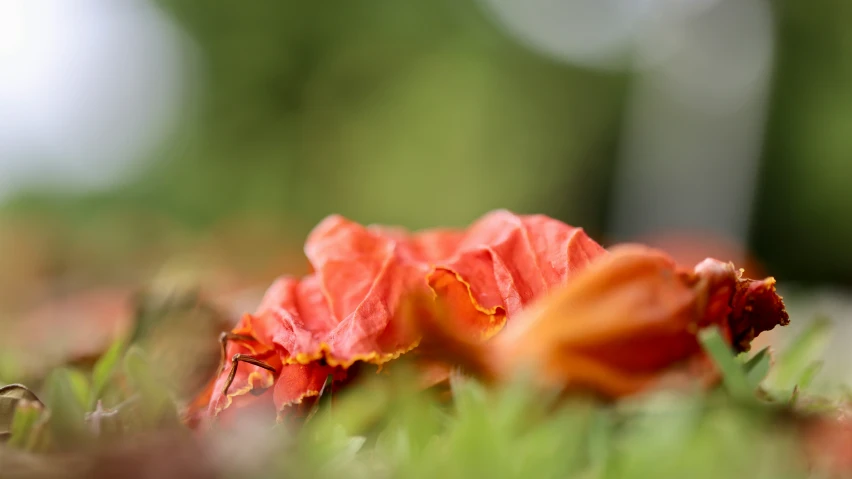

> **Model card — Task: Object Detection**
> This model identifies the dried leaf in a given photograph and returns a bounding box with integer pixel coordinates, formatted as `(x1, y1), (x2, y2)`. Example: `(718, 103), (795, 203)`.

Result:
(413, 245), (789, 400)
(0, 384), (42, 443)
(194, 212), (789, 421)
(201, 210), (605, 418)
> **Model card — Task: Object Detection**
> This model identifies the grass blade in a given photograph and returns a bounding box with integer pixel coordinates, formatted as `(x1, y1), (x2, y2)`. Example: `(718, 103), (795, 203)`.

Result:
(90, 339), (125, 409)
(769, 316), (831, 391)
(699, 327), (753, 401)
(44, 368), (91, 448)
(8, 399), (44, 448)
(743, 348), (771, 389)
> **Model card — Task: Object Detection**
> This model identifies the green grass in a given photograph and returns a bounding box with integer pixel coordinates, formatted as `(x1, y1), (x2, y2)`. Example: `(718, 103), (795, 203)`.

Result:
(0, 317), (843, 478)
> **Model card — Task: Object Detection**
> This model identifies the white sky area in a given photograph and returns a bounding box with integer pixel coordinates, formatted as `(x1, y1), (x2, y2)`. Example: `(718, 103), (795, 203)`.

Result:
(0, 0), (185, 198)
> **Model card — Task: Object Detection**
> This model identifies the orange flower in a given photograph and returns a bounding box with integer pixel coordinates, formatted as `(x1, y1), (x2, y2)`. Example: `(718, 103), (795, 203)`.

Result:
(198, 210), (605, 419)
(414, 245), (789, 398)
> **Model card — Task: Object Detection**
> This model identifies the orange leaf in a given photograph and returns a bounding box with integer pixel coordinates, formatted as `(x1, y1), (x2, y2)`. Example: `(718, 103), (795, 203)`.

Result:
(197, 210), (605, 419)
(413, 245), (789, 399)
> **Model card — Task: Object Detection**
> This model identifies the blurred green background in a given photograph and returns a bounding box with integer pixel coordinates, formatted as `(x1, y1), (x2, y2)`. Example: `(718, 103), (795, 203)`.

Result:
(0, 0), (850, 318)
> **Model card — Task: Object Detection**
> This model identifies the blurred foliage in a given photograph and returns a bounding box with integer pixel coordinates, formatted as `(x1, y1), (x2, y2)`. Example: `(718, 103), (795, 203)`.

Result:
(0, 0), (634, 314)
(752, 0), (852, 282)
(141, 0), (624, 233)
(0, 311), (845, 478)
(3, 0), (624, 237)
(2, 0), (852, 287)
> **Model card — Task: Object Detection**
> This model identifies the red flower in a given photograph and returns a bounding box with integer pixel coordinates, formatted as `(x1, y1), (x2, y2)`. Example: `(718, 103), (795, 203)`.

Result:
(200, 210), (605, 418)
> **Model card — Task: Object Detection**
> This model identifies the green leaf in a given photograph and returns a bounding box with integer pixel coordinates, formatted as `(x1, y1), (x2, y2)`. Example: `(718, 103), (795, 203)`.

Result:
(122, 346), (176, 427)
(586, 409), (613, 475)
(449, 372), (487, 417)
(90, 338), (125, 408)
(375, 421), (411, 466)
(27, 411), (53, 453)
(698, 327), (754, 401)
(743, 347), (771, 389)
(769, 316), (831, 391)
(8, 399), (44, 449)
(490, 372), (558, 435)
(64, 368), (91, 411)
(44, 368), (92, 448)
(796, 360), (823, 391)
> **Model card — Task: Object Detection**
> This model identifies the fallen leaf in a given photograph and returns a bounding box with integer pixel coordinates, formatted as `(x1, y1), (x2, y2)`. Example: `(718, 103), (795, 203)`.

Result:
(414, 244), (789, 398)
(0, 384), (43, 441)
(198, 210), (605, 419)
